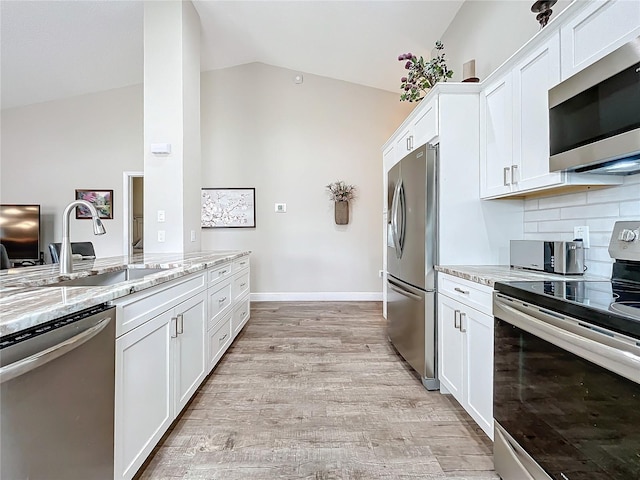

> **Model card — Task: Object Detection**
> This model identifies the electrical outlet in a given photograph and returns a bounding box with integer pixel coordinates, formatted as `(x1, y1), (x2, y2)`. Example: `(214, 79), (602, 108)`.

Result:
(158, 230), (165, 243)
(157, 210), (165, 222)
(275, 203), (287, 213)
(190, 230), (196, 242)
(573, 225), (590, 248)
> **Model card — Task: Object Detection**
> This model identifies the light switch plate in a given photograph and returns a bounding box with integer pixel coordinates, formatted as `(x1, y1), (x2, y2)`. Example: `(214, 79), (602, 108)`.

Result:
(275, 203), (287, 213)
(158, 230), (165, 243)
(157, 210), (165, 222)
(573, 225), (590, 248)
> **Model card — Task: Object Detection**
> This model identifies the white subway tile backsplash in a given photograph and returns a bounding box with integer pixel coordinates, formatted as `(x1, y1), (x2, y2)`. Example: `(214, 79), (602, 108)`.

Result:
(537, 192), (586, 209)
(586, 218), (623, 232)
(560, 203), (619, 220)
(523, 209), (561, 222)
(536, 220), (578, 233)
(620, 200), (640, 217)
(589, 232), (612, 247)
(586, 246), (614, 263)
(587, 184), (640, 204)
(584, 261), (612, 278)
(521, 182), (637, 277)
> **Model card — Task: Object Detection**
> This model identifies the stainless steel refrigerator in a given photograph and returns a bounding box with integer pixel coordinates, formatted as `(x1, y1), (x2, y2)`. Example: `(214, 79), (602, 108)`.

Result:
(387, 143), (439, 390)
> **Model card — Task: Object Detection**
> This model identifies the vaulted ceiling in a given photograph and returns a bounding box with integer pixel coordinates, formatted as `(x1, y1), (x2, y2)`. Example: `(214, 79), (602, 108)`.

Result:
(1, 1), (464, 110)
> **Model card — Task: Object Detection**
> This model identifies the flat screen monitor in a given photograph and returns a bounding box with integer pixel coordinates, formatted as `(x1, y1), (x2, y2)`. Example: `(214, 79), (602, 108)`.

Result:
(0, 204), (41, 263)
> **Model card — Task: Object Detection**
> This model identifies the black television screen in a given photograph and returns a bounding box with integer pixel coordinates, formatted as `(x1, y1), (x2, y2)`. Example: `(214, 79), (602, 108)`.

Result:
(0, 204), (41, 263)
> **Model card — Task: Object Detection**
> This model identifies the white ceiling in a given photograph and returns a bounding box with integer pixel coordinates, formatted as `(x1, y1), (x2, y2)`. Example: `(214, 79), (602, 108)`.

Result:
(1, 1), (464, 110)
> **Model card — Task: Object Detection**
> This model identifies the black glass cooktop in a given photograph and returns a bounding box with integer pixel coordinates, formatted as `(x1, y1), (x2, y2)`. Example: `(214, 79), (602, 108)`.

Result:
(495, 279), (640, 340)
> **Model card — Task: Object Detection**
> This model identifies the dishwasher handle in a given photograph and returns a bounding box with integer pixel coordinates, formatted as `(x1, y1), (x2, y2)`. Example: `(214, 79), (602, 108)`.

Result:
(0, 316), (112, 384)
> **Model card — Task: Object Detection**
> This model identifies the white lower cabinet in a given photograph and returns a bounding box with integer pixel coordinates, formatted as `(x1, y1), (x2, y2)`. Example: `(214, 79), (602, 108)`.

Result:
(115, 289), (207, 480)
(114, 255), (251, 480)
(438, 274), (494, 439)
(208, 312), (232, 370)
(174, 292), (208, 413)
(115, 309), (172, 480)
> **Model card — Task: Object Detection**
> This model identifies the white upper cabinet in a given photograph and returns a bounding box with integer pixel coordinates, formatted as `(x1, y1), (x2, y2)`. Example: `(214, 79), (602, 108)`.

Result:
(412, 96), (438, 149)
(480, 74), (513, 198)
(479, 1), (628, 200)
(512, 34), (563, 192)
(560, 0), (640, 80)
(387, 96), (439, 169)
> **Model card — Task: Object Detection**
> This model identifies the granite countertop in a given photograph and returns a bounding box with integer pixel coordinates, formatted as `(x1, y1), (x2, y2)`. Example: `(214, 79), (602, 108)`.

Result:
(0, 250), (249, 338)
(435, 265), (607, 288)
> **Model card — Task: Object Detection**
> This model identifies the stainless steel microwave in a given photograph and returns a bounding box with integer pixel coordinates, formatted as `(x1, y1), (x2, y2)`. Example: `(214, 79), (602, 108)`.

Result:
(549, 36), (640, 175)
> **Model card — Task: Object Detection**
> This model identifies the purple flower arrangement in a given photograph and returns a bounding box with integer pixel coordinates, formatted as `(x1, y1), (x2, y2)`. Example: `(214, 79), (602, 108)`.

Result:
(398, 41), (453, 102)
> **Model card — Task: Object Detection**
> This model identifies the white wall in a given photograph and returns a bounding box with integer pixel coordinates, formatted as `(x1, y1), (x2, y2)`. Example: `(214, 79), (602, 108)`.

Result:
(441, 0), (571, 82)
(200, 62), (412, 299)
(523, 175), (640, 277)
(0, 85), (143, 261)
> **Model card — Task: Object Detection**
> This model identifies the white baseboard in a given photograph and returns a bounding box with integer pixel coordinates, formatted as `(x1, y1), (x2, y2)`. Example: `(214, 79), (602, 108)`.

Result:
(250, 292), (382, 302)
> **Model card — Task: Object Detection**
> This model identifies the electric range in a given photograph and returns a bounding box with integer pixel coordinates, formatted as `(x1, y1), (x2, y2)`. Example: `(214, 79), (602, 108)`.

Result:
(492, 221), (640, 480)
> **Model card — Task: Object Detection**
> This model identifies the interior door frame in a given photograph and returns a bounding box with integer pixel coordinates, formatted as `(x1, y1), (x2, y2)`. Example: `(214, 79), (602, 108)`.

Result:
(122, 171), (143, 257)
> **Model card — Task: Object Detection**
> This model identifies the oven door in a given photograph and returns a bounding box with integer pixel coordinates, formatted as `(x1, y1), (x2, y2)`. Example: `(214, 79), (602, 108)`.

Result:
(493, 293), (640, 480)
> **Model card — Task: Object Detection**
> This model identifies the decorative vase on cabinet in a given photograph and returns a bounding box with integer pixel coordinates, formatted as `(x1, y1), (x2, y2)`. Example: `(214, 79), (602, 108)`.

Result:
(334, 201), (349, 225)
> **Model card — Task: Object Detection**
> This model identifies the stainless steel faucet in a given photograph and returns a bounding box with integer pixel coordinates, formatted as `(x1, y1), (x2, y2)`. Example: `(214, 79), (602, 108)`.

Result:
(60, 200), (106, 274)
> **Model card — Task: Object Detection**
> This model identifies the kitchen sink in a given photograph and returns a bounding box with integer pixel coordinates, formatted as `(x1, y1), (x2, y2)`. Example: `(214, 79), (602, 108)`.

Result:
(49, 267), (169, 287)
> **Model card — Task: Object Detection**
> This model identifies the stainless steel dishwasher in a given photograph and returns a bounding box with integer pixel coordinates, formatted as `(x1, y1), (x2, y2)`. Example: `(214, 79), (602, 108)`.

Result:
(1, 304), (115, 479)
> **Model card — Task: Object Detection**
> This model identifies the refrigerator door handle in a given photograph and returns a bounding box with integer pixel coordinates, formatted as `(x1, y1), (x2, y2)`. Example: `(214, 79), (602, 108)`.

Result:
(391, 181), (402, 258)
(398, 180), (406, 255)
(388, 279), (422, 301)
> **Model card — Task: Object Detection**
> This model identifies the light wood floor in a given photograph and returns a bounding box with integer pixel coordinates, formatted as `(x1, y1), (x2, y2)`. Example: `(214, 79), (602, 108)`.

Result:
(138, 302), (498, 480)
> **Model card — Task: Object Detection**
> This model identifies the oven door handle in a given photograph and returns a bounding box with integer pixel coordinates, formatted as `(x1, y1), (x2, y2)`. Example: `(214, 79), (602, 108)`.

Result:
(494, 295), (640, 384)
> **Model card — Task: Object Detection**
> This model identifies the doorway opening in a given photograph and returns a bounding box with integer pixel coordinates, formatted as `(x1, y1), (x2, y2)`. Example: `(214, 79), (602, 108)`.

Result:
(123, 171), (144, 257)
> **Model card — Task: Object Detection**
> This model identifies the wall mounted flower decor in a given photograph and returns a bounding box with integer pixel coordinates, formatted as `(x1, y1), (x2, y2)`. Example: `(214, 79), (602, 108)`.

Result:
(326, 181), (356, 225)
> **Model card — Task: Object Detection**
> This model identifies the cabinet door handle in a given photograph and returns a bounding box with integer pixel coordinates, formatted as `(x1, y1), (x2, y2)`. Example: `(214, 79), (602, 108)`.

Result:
(503, 167), (511, 186)
(219, 269), (228, 276)
(240, 282), (247, 288)
(454, 309), (461, 329)
(218, 296), (227, 304)
(219, 333), (228, 343)
(460, 312), (467, 333)
(454, 287), (469, 295)
(511, 164), (518, 183)
(177, 313), (184, 334)
(242, 311), (247, 317)
(171, 317), (178, 338)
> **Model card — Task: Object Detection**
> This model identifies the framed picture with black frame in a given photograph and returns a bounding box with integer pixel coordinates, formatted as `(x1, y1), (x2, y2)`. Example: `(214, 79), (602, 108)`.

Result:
(201, 188), (256, 228)
(75, 189), (113, 219)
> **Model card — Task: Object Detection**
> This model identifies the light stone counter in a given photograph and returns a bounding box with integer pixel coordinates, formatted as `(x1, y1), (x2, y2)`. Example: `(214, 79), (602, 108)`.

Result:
(435, 265), (607, 288)
(0, 250), (249, 338)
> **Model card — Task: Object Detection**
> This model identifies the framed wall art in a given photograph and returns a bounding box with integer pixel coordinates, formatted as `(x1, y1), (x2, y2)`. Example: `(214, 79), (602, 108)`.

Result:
(201, 188), (256, 228)
(75, 189), (113, 219)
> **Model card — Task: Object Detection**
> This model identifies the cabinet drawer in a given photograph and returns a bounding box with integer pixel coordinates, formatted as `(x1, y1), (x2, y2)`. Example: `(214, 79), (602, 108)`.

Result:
(208, 313), (232, 372)
(208, 262), (232, 286)
(115, 272), (206, 337)
(232, 295), (250, 337)
(438, 274), (493, 316)
(232, 270), (250, 300)
(208, 279), (232, 330)
(232, 255), (250, 273)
